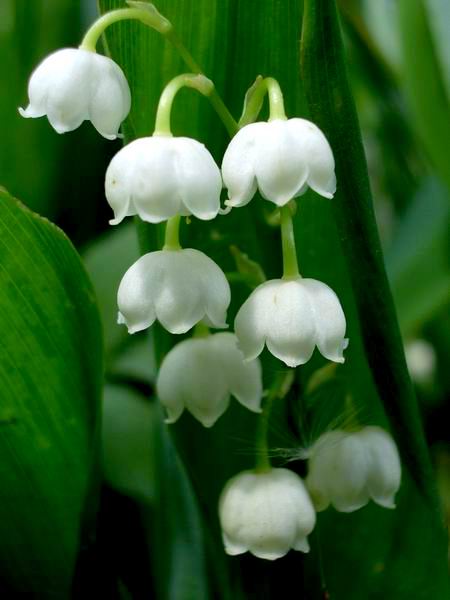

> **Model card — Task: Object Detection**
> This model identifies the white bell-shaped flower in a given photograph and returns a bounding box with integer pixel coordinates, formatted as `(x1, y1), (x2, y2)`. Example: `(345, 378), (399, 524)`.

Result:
(118, 248), (230, 334)
(105, 136), (222, 225)
(235, 277), (348, 367)
(157, 332), (262, 427)
(222, 118), (336, 208)
(305, 427), (401, 512)
(219, 468), (316, 560)
(19, 48), (130, 139)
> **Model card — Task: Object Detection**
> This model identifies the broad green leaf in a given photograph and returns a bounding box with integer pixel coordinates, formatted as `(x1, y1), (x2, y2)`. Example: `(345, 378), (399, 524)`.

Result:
(0, 1), (82, 217)
(102, 384), (157, 503)
(83, 224), (157, 383)
(83, 222), (140, 355)
(301, 1), (449, 597)
(360, 0), (402, 72)
(0, 187), (102, 597)
(386, 178), (450, 336)
(398, 0), (450, 192)
(102, 384), (209, 600)
(423, 0), (450, 101)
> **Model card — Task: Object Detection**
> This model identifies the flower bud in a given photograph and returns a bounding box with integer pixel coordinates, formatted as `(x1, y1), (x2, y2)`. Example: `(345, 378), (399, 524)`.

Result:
(117, 248), (230, 334)
(235, 277), (348, 367)
(222, 118), (336, 208)
(157, 332), (262, 427)
(405, 339), (436, 385)
(19, 49), (130, 139)
(105, 136), (222, 225)
(306, 427), (401, 512)
(219, 468), (316, 560)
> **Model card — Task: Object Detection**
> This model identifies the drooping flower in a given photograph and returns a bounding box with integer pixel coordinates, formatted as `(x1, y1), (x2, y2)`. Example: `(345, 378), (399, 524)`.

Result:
(222, 118), (336, 208)
(19, 48), (130, 139)
(157, 332), (262, 427)
(105, 136), (222, 225)
(117, 248), (230, 334)
(405, 338), (436, 385)
(305, 427), (401, 512)
(234, 277), (348, 367)
(219, 468), (316, 560)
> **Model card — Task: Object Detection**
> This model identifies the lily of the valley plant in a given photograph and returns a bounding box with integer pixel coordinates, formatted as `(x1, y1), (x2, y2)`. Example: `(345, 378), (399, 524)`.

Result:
(20, 2), (402, 563)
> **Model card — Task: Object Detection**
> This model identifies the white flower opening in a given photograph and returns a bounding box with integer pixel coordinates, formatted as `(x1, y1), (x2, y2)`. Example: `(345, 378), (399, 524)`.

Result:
(234, 277), (348, 367)
(117, 248), (231, 335)
(157, 332), (262, 427)
(219, 468), (316, 560)
(305, 427), (401, 513)
(105, 136), (222, 225)
(19, 49), (131, 139)
(222, 118), (336, 208)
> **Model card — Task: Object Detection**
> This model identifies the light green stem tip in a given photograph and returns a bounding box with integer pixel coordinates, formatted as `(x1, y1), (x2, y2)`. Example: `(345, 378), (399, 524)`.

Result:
(163, 215), (181, 251)
(79, 5), (171, 52)
(154, 73), (214, 136)
(239, 76), (287, 127)
(280, 204), (300, 279)
(255, 370), (295, 472)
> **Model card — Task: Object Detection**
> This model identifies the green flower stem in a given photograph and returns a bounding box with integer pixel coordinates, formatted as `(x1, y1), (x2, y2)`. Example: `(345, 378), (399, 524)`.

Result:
(163, 215), (181, 251)
(153, 73), (214, 136)
(280, 205), (300, 279)
(265, 77), (287, 121)
(165, 29), (238, 137)
(81, 5), (237, 136)
(79, 6), (170, 52)
(239, 76), (287, 127)
(193, 322), (210, 338)
(255, 370), (295, 473)
(255, 396), (274, 473)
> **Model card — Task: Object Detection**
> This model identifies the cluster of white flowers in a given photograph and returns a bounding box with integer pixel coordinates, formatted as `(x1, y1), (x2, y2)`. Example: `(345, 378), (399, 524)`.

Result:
(20, 44), (348, 368)
(20, 10), (401, 564)
(219, 426), (401, 560)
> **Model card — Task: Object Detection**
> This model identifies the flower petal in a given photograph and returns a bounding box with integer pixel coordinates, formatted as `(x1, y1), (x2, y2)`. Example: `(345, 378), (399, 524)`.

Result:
(117, 251), (164, 333)
(222, 123), (264, 207)
(288, 118), (336, 198)
(185, 249), (230, 329)
(43, 49), (94, 133)
(105, 137), (183, 225)
(361, 427), (401, 509)
(301, 278), (347, 363)
(173, 138), (221, 220)
(222, 533), (248, 556)
(152, 253), (205, 334)
(292, 538), (310, 553)
(88, 55), (131, 140)
(212, 333), (263, 413)
(307, 431), (370, 512)
(157, 337), (229, 426)
(253, 120), (308, 206)
(264, 280), (316, 367)
(234, 281), (275, 361)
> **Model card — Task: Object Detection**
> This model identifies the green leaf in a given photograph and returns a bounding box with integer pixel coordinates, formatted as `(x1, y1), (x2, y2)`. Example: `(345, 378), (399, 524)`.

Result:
(0, 187), (102, 597)
(102, 384), (209, 600)
(423, 0), (450, 102)
(0, 1), (81, 217)
(398, 0), (450, 192)
(386, 178), (450, 336)
(83, 222), (140, 356)
(300, 1), (449, 596)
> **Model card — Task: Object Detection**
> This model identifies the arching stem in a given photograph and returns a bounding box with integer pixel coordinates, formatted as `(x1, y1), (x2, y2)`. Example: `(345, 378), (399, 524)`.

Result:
(280, 205), (300, 279)
(163, 215), (181, 251)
